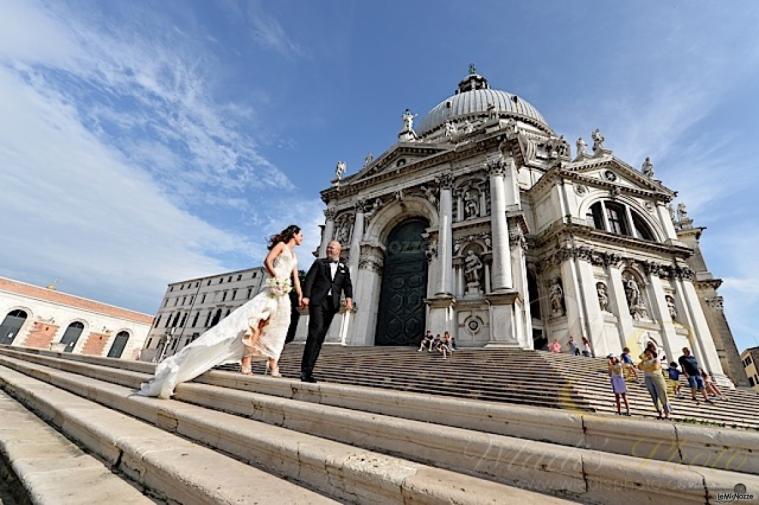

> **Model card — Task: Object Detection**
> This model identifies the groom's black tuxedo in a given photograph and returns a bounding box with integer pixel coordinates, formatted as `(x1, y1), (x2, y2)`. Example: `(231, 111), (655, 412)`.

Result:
(300, 258), (353, 379)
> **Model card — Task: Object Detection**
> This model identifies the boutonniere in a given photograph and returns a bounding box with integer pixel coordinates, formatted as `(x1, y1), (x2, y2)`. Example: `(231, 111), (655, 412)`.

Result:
(338, 262), (345, 269)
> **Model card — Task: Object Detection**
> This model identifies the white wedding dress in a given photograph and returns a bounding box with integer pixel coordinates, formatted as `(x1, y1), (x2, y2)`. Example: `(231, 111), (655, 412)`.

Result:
(138, 247), (297, 398)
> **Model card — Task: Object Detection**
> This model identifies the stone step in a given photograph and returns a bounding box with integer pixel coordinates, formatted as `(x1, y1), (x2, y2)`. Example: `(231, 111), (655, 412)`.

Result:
(1, 350), (758, 505)
(0, 389), (154, 505)
(0, 354), (569, 505)
(0, 366), (337, 505)
(3, 346), (759, 476)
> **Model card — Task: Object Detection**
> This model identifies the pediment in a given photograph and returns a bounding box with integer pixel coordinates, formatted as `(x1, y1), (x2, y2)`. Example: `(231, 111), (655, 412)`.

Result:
(345, 143), (447, 184)
(568, 157), (673, 195)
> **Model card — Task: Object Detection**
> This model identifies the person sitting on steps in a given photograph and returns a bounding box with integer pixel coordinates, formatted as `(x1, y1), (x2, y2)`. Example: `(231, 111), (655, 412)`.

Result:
(418, 330), (433, 352)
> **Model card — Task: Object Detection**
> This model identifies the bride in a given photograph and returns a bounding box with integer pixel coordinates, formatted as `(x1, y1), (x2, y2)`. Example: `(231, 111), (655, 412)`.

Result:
(138, 225), (303, 398)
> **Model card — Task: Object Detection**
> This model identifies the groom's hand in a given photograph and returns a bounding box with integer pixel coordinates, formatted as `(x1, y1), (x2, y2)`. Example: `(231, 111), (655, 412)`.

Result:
(344, 298), (353, 311)
(301, 297), (310, 308)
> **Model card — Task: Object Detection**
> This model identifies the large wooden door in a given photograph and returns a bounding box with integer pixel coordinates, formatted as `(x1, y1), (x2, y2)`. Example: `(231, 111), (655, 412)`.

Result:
(375, 219), (428, 346)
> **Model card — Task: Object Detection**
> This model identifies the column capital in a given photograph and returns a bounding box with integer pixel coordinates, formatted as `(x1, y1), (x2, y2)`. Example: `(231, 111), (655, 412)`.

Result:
(324, 207), (338, 220)
(437, 172), (455, 190)
(354, 198), (370, 213)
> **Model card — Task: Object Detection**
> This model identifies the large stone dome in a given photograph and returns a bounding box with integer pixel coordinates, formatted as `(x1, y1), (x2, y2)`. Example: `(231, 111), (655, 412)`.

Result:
(417, 72), (550, 135)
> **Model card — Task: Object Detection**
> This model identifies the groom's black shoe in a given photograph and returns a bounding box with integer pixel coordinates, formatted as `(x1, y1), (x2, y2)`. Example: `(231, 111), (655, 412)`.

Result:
(300, 375), (318, 383)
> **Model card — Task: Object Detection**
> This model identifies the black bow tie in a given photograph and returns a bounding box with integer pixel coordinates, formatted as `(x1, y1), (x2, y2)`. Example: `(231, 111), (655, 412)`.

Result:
(328, 260), (339, 264)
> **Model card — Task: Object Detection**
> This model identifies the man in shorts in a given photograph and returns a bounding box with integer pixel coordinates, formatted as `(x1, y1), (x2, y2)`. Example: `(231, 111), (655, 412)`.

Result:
(678, 347), (712, 404)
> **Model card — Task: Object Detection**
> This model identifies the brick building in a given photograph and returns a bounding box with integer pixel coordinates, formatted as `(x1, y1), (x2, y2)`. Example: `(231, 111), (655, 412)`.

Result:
(0, 276), (152, 359)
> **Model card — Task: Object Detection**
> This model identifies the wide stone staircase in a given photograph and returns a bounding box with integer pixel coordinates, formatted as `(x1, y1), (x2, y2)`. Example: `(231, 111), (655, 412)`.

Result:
(0, 344), (758, 505)
(245, 345), (759, 430)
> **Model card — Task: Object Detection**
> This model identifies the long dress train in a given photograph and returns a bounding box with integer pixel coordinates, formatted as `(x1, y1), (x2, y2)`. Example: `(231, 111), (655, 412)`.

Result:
(138, 247), (297, 398)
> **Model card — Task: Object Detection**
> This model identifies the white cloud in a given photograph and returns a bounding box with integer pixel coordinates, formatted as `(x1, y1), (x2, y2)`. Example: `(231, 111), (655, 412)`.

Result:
(0, 66), (252, 311)
(0, 0), (306, 313)
(245, 1), (303, 59)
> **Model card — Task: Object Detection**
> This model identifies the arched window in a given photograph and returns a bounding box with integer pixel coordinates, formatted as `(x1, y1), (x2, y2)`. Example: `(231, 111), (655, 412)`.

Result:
(60, 322), (85, 353)
(0, 310), (28, 345)
(605, 201), (629, 235)
(107, 331), (129, 358)
(632, 212), (655, 241)
(586, 202), (605, 231)
(585, 200), (657, 242)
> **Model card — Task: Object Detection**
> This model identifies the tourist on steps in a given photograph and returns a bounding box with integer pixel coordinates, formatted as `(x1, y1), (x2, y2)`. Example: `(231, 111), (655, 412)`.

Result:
(548, 339), (562, 353)
(443, 331), (454, 353)
(701, 368), (727, 401)
(607, 354), (631, 416)
(638, 349), (672, 419)
(439, 332), (452, 359)
(418, 330), (433, 352)
(621, 347), (640, 383)
(678, 347), (713, 405)
(567, 336), (580, 356)
(580, 336), (594, 357)
(666, 362), (683, 399)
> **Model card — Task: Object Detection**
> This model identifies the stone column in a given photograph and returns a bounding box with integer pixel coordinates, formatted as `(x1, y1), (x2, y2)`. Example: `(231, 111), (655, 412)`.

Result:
(575, 258), (608, 356)
(510, 232), (532, 348)
(350, 244), (384, 345)
(436, 173), (454, 296)
(645, 266), (677, 363)
(606, 260), (636, 352)
(348, 201), (366, 279)
(319, 207), (337, 257)
(657, 203), (678, 240)
(488, 156), (513, 291)
(676, 275), (730, 385)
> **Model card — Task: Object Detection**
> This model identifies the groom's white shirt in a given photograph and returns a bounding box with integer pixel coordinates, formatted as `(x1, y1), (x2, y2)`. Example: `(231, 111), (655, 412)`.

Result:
(327, 260), (338, 296)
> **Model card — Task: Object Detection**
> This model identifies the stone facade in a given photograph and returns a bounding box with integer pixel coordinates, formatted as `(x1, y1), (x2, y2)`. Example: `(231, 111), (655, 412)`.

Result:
(0, 276), (152, 359)
(312, 71), (740, 387)
(142, 266), (269, 361)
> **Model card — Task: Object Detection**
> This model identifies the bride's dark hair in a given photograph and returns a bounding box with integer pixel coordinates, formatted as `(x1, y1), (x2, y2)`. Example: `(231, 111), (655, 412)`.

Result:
(268, 224), (301, 250)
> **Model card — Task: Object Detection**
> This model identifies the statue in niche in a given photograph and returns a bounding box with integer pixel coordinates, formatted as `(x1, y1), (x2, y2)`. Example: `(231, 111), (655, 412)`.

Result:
(463, 250), (484, 294)
(641, 157), (655, 178)
(463, 189), (480, 219)
(666, 295), (678, 322)
(596, 282), (609, 312)
(335, 161), (346, 181)
(549, 280), (565, 317)
(334, 218), (351, 245)
(575, 137), (588, 160)
(624, 276), (648, 320)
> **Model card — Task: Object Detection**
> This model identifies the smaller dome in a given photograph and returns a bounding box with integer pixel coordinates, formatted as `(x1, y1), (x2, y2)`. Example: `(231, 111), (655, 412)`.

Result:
(417, 72), (550, 135)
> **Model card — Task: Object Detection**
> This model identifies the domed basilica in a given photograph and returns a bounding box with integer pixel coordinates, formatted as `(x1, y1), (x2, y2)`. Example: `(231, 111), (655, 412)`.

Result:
(314, 68), (746, 387)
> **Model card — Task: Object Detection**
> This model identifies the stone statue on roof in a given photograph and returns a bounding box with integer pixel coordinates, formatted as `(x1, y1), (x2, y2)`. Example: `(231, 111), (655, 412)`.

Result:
(641, 157), (655, 178)
(468, 63), (477, 75)
(335, 161), (346, 181)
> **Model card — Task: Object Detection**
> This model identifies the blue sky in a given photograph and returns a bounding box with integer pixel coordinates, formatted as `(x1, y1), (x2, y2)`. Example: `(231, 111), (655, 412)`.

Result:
(1, 1), (758, 352)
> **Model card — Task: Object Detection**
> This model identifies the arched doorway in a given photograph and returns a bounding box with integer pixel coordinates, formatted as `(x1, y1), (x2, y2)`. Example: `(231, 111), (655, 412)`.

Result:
(0, 309), (27, 345)
(60, 321), (85, 353)
(107, 331), (130, 358)
(375, 219), (429, 346)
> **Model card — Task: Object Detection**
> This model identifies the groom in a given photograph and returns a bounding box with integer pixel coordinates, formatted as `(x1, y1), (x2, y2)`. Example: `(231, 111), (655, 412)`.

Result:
(300, 240), (353, 383)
